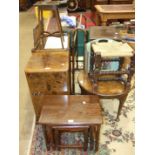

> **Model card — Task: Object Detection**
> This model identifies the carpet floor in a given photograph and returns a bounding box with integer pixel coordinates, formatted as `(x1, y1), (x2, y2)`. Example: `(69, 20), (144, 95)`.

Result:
(30, 88), (134, 155)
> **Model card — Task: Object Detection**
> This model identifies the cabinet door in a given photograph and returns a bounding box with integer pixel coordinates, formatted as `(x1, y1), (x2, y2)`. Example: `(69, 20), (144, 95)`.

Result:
(26, 72), (70, 121)
(44, 72), (70, 95)
(26, 73), (47, 93)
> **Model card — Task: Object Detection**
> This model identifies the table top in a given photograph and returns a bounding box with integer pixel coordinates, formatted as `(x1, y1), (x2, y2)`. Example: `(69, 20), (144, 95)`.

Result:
(78, 71), (126, 96)
(39, 95), (103, 125)
(95, 4), (135, 13)
(25, 51), (69, 73)
(89, 26), (135, 50)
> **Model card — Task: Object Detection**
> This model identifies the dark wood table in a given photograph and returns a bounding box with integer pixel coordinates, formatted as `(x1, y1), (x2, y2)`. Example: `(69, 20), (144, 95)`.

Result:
(39, 95), (103, 151)
(95, 4), (135, 25)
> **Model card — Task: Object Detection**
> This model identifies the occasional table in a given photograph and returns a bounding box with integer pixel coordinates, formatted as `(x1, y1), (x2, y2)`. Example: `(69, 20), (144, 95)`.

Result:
(95, 4), (135, 25)
(77, 69), (134, 119)
(39, 95), (103, 151)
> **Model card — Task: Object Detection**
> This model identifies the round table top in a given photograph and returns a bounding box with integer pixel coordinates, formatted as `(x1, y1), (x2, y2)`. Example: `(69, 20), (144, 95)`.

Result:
(77, 71), (126, 97)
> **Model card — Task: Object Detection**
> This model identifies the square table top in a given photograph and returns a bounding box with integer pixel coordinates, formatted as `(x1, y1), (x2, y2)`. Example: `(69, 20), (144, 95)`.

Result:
(25, 51), (69, 73)
(95, 4), (135, 13)
(39, 95), (103, 125)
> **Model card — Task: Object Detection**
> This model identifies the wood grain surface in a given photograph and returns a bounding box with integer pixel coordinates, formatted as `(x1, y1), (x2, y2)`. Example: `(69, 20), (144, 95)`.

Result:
(39, 95), (103, 125)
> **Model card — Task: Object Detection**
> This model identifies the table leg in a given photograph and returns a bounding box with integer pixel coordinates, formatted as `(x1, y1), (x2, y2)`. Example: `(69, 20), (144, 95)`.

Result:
(89, 126), (94, 151)
(54, 129), (59, 151)
(43, 125), (52, 151)
(101, 19), (107, 26)
(100, 15), (108, 26)
(83, 128), (89, 151)
(55, 8), (64, 49)
(95, 12), (100, 26)
(95, 125), (101, 152)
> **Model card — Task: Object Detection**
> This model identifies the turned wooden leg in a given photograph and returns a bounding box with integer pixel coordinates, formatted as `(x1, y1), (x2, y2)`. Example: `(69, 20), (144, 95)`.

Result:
(117, 94), (128, 120)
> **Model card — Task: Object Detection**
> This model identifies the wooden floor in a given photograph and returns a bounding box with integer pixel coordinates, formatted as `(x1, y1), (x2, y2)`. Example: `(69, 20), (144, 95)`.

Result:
(19, 10), (37, 155)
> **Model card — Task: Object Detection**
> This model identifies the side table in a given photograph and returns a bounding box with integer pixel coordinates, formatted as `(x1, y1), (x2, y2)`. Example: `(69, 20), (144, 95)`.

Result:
(39, 95), (103, 151)
(95, 4), (135, 25)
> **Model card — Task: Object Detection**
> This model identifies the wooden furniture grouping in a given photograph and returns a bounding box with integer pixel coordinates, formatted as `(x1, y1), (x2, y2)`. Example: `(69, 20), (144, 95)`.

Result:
(39, 95), (103, 151)
(24, 1), (135, 152)
(95, 4), (135, 26)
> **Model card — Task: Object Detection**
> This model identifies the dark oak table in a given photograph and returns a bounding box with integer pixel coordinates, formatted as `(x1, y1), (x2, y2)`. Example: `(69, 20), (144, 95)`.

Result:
(95, 4), (135, 25)
(39, 95), (103, 151)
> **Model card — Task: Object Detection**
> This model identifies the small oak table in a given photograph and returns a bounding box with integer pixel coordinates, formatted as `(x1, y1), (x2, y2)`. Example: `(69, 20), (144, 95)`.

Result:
(39, 95), (103, 151)
(95, 4), (135, 25)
